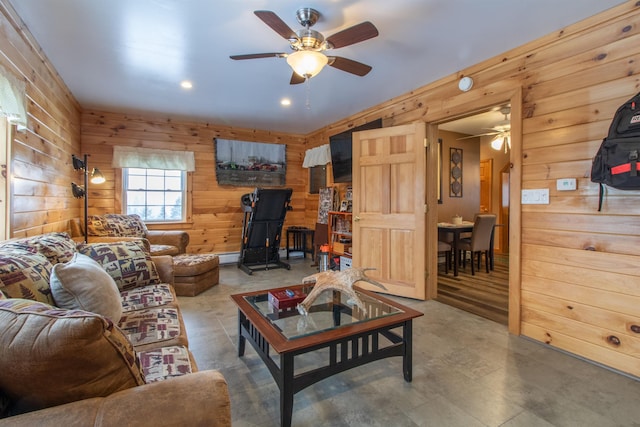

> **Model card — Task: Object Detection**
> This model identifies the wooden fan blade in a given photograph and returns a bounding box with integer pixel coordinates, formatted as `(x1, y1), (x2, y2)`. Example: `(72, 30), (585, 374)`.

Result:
(254, 10), (297, 40)
(456, 132), (500, 140)
(230, 53), (286, 60)
(328, 57), (372, 76)
(290, 72), (305, 85)
(326, 22), (378, 49)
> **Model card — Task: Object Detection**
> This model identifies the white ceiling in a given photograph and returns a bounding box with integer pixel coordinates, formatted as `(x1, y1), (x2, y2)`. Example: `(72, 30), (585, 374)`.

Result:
(9, 0), (624, 135)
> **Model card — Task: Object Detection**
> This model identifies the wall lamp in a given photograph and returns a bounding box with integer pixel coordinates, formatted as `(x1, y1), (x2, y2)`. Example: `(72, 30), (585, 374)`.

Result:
(71, 154), (105, 242)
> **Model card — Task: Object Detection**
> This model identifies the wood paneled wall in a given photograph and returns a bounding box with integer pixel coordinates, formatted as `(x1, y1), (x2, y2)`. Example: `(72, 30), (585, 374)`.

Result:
(305, 1), (640, 377)
(0, 1), (82, 237)
(80, 110), (309, 254)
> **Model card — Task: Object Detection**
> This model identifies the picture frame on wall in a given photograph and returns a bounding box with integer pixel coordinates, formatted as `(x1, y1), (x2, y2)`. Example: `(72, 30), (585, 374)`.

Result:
(450, 147), (463, 198)
(214, 138), (286, 186)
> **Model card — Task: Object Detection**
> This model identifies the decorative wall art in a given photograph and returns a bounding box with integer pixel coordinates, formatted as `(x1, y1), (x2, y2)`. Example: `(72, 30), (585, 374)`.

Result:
(317, 187), (334, 224)
(214, 139), (286, 186)
(450, 147), (463, 198)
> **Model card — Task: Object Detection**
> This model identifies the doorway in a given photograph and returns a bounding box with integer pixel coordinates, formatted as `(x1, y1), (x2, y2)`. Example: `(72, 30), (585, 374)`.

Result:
(434, 105), (511, 324)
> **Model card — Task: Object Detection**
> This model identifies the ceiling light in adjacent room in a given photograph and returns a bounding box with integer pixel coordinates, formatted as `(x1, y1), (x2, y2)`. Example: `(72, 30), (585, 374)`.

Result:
(281, 98), (291, 106)
(180, 80), (193, 89)
(491, 133), (511, 153)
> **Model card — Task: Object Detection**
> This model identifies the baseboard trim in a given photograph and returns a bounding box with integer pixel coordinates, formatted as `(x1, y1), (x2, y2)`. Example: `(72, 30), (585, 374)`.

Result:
(217, 249), (303, 265)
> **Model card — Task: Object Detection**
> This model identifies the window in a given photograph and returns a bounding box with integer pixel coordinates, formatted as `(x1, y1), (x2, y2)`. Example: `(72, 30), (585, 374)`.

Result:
(123, 168), (185, 222)
(309, 165), (326, 194)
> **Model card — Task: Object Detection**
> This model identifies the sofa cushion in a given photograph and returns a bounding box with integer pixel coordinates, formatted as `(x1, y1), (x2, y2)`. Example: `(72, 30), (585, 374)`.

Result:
(0, 299), (145, 415)
(50, 253), (123, 322)
(77, 240), (160, 291)
(119, 307), (183, 348)
(150, 243), (180, 256)
(119, 283), (175, 312)
(87, 214), (148, 238)
(0, 250), (54, 305)
(138, 346), (193, 383)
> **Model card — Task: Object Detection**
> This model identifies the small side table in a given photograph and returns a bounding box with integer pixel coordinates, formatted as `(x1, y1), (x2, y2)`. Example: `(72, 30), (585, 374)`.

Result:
(285, 226), (315, 260)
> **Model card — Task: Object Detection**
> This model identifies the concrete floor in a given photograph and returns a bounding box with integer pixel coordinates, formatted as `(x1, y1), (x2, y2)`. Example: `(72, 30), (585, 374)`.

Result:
(179, 258), (640, 427)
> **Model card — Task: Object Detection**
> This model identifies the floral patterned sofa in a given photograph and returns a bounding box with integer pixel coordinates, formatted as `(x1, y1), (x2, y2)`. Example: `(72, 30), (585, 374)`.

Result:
(0, 232), (231, 425)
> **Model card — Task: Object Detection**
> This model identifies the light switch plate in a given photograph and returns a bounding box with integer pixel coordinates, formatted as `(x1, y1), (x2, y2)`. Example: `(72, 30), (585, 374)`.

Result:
(522, 189), (549, 204)
(557, 178), (577, 191)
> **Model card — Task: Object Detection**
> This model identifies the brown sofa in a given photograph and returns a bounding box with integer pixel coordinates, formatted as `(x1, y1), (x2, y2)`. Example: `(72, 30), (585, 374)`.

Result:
(70, 214), (190, 256)
(0, 232), (231, 425)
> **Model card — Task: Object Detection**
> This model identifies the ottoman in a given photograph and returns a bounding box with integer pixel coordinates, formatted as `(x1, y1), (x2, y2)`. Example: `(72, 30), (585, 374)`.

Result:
(172, 253), (220, 297)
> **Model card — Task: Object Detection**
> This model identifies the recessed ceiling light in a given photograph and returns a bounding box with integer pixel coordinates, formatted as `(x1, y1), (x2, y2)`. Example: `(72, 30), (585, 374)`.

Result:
(281, 98), (291, 106)
(180, 80), (193, 89)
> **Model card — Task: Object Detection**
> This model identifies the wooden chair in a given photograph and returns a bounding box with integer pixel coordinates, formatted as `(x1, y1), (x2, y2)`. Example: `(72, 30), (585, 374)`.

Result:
(457, 214), (496, 275)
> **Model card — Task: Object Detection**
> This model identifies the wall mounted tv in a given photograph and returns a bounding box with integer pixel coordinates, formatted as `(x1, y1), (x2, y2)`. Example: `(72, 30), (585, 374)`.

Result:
(329, 119), (382, 183)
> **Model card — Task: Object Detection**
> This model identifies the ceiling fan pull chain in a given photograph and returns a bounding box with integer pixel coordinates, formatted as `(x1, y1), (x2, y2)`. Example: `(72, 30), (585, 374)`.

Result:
(305, 78), (312, 110)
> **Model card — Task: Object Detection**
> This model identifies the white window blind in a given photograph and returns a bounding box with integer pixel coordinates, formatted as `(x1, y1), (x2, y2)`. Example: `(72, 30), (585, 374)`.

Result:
(302, 144), (331, 168)
(0, 65), (27, 128)
(112, 146), (195, 171)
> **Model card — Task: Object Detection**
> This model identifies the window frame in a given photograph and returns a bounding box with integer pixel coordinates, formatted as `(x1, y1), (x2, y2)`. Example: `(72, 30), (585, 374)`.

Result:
(309, 164), (327, 194)
(118, 167), (192, 224)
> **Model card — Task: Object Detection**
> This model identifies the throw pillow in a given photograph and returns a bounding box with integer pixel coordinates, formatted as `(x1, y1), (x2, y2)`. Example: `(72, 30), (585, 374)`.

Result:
(50, 253), (123, 321)
(0, 299), (144, 415)
(0, 249), (54, 305)
(1, 232), (77, 264)
(29, 232), (78, 264)
(77, 240), (160, 290)
(87, 214), (147, 238)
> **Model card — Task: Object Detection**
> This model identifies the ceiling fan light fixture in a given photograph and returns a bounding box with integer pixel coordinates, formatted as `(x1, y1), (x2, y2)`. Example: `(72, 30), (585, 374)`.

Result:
(491, 135), (504, 151)
(287, 50), (328, 79)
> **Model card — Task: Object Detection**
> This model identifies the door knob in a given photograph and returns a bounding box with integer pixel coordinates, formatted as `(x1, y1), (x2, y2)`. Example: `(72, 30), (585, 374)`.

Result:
(354, 216), (361, 222)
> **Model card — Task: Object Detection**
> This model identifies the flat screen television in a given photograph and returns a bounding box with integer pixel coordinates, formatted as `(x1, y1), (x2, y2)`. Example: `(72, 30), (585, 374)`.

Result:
(329, 119), (382, 183)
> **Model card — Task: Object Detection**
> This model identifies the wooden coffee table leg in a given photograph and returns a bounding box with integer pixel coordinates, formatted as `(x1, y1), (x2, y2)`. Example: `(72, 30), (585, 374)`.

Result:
(238, 309), (246, 357)
(280, 352), (295, 427)
(403, 320), (413, 382)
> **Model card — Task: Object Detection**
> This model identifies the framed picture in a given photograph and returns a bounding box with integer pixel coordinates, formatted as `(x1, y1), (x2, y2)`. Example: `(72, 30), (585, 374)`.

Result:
(214, 138), (286, 186)
(450, 147), (463, 198)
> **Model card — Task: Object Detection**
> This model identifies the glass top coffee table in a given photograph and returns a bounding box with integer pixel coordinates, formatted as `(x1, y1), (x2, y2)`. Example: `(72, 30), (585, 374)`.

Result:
(231, 283), (423, 427)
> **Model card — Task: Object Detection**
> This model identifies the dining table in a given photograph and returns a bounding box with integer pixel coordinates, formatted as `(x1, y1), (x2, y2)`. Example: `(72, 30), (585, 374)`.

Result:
(437, 221), (474, 276)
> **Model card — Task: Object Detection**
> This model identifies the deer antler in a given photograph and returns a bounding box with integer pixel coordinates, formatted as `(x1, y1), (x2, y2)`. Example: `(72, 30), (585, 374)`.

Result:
(297, 267), (387, 316)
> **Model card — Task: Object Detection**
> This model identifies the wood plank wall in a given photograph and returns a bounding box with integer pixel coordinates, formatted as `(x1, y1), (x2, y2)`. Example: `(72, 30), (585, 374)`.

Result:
(305, 1), (640, 378)
(0, 1), (82, 237)
(80, 110), (310, 255)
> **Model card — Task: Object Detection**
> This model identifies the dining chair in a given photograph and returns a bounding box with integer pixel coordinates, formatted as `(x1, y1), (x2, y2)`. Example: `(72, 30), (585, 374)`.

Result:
(457, 214), (496, 275)
(437, 240), (452, 274)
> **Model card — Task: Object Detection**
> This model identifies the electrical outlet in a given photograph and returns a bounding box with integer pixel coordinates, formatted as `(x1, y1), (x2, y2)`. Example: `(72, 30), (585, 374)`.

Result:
(556, 178), (577, 191)
(521, 189), (549, 204)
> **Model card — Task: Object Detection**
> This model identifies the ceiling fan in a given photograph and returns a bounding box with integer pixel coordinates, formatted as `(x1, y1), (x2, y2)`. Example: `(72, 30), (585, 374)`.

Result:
(230, 8), (379, 84)
(455, 106), (511, 152)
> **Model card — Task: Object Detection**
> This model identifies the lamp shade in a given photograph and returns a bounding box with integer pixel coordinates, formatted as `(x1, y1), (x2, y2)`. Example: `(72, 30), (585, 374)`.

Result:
(286, 51), (328, 79)
(90, 168), (106, 184)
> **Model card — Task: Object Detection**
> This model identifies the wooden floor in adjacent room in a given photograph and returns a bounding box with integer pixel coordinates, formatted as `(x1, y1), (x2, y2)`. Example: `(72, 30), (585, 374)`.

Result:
(437, 255), (509, 325)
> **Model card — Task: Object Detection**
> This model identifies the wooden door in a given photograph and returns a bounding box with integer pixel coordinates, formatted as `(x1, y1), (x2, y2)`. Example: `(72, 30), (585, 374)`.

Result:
(352, 123), (427, 300)
(480, 159), (492, 213)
